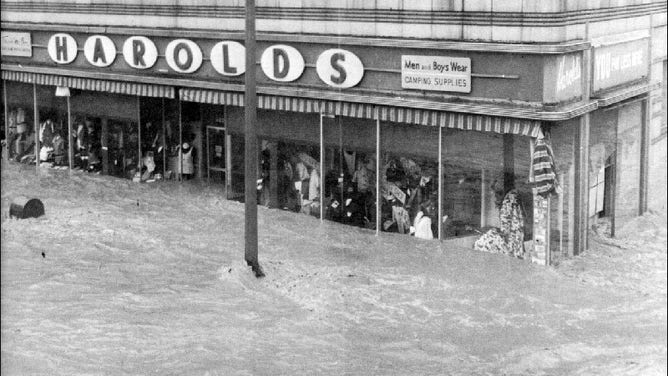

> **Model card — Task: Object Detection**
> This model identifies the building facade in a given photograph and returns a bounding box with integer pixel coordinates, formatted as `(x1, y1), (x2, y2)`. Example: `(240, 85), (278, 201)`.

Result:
(2, 0), (666, 263)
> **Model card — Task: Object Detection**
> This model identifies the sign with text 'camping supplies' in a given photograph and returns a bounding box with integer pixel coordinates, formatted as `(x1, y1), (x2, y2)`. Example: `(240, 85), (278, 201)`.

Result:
(1, 32), (32, 57)
(401, 55), (471, 93)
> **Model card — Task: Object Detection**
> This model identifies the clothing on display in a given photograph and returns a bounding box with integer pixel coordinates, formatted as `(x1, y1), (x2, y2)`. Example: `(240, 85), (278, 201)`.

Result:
(473, 189), (525, 258)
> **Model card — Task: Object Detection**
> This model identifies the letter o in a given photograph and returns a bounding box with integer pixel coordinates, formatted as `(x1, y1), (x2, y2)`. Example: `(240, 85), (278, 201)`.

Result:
(165, 39), (202, 74)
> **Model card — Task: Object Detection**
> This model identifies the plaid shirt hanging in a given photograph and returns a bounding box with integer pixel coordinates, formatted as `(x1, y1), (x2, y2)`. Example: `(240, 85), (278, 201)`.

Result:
(531, 131), (561, 197)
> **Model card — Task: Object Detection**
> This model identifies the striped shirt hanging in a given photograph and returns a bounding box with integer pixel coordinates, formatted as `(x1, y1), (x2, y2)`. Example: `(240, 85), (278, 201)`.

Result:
(531, 132), (561, 197)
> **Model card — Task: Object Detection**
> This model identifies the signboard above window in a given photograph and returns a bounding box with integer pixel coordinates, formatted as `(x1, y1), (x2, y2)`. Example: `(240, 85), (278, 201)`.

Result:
(1, 31), (32, 57)
(592, 38), (649, 94)
(401, 55), (471, 93)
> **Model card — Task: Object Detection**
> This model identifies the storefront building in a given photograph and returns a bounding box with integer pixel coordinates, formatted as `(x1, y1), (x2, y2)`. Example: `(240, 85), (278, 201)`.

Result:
(2, 0), (666, 264)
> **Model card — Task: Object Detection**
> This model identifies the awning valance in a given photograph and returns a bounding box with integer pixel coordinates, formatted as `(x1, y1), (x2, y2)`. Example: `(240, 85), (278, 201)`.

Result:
(1, 70), (175, 98)
(180, 88), (541, 137)
(377, 106), (541, 137)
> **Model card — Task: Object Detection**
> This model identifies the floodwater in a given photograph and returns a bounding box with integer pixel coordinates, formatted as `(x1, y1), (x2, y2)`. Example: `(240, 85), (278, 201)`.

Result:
(1, 161), (666, 375)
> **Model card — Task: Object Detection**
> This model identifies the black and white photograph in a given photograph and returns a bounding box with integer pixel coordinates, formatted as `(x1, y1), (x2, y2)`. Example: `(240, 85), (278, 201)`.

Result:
(1, 0), (667, 374)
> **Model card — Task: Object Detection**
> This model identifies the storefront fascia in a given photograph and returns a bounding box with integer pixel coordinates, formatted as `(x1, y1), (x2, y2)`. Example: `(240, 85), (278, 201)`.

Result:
(2, 28), (616, 263)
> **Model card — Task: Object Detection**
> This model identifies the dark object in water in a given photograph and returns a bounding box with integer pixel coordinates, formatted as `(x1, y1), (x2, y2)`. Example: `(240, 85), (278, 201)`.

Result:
(9, 196), (45, 219)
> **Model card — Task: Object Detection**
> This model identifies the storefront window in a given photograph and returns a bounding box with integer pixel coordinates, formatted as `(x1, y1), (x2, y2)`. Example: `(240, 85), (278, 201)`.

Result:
(379, 121), (439, 239)
(263, 140), (320, 216)
(4, 82), (71, 168)
(320, 115), (376, 230)
(380, 153), (438, 238)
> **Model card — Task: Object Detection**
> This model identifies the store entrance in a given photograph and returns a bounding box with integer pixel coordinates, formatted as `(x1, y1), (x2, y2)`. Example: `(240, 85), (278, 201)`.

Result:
(206, 125), (228, 185)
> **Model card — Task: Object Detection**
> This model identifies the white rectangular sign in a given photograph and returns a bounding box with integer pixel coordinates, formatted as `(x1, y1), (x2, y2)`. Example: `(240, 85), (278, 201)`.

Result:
(1, 32), (32, 57)
(401, 55), (471, 93)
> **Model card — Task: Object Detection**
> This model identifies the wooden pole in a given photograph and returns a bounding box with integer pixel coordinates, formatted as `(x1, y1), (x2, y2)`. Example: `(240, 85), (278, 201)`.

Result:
(375, 110), (380, 236)
(67, 96), (73, 172)
(225, 107), (232, 198)
(480, 169), (487, 228)
(338, 118), (343, 206)
(162, 98), (166, 177)
(245, 0), (263, 277)
(320, 112), (325, 222)
(33, 83), (40, 170)
(438, 124), (443, 240)
(136, 96), (142, 171)
(639, 98), (649, 215)
(179, 98), (183, 182)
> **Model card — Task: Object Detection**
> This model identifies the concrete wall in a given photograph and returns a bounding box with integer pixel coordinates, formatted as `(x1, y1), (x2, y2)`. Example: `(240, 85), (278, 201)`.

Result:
(1, 0), (665, 43)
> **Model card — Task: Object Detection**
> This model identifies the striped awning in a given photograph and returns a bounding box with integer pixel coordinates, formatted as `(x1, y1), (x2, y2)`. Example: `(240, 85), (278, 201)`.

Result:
(1, 70), (174, 98)
(179, 88), (243, 106)
(377, 106), (541, 137)
(179, 89), (375, 119)
(179, 88), (542, 137)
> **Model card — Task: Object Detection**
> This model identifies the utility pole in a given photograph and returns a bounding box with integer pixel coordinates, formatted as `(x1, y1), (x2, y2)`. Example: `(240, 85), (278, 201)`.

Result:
(244, 0), (264, 278)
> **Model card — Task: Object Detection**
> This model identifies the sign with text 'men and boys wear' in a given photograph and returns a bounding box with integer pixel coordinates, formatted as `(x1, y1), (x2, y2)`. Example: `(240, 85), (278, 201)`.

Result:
(401, 55), (471, 93)
(1, 31), (32, 57)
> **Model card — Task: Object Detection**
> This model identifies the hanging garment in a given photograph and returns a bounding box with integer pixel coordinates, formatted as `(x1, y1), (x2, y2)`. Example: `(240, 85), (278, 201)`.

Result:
(297, 152), (318, 171)
(16, 122), (28, 134)
(308, 168), (320, 201)
(473, 190), (525, 258)
(413, 211), (434, 240)
(352, 166), (370, 192)
(39, 146), (53, 162)
(294, 161), (309, 181)
(531, 132), (561, 197)
(8, 110), (17, 133)
(392, 205), (411, 234)
(76, 125), (88, 151)
(39, 120), (55, 147)
(179, 144), (194, 174)
(343, 151), (356, 175)
(16, 108), (26, 124)
(52, 135), (65, 156)
(386, 182), (406, 205)
(51, 135), (65, 165)
(141, 154), (156, 181)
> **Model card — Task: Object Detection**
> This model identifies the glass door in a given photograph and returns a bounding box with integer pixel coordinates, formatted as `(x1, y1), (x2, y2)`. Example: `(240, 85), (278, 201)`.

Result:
(206, 125), (227, 184)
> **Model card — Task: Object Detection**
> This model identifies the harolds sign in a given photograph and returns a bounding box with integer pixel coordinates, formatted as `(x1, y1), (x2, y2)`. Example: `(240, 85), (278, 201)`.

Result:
(46, 33), (365, 89)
